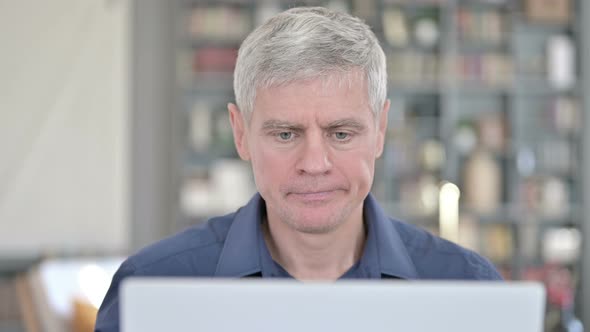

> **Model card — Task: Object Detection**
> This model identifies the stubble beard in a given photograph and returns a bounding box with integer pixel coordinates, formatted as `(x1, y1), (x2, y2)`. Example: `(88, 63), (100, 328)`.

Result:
(274, 198), (359, 235)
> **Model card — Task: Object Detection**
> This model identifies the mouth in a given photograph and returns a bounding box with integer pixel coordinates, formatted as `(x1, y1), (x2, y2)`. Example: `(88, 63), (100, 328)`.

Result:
(288, 189), (341, 202)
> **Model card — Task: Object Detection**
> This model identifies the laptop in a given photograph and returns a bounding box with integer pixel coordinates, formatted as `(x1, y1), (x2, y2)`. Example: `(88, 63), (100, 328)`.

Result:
(121, 278), (546, 332)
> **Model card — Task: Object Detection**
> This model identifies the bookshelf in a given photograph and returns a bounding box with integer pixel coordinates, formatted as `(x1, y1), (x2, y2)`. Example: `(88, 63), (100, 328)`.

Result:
(163, 0), (588, 329)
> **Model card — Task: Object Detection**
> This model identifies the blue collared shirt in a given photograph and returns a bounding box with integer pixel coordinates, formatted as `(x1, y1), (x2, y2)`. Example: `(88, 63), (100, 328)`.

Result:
(95, 193), (502, 332)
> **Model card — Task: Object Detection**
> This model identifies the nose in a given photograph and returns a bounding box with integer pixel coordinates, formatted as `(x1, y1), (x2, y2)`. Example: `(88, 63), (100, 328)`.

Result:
(296, 133), (333, 175)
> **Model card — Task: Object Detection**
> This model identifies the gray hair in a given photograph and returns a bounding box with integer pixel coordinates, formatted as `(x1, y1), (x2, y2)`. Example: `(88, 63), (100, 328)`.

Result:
(233, 6), (387, 120)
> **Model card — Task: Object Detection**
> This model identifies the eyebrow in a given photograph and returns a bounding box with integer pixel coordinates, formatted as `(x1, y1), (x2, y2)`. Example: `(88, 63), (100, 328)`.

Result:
(261, 120), (305, 132)
(260, 118), (367, 132)
(322, 118), (367, 131)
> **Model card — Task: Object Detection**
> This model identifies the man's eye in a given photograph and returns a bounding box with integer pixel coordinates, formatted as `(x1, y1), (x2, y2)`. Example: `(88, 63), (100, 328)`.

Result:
(278, 132), (293, 140)
(334, 132), (349, 140)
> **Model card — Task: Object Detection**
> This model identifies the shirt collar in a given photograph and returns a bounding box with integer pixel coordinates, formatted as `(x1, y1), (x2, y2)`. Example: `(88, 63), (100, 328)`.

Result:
(214, 193), (267, 277)
(214, 193), (419, 279)
(361, 194), (419, 279)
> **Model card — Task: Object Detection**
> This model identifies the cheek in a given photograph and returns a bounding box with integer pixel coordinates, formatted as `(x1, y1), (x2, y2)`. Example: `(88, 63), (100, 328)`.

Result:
(250, 144), (293, 184)
(334, 149), (377, 183)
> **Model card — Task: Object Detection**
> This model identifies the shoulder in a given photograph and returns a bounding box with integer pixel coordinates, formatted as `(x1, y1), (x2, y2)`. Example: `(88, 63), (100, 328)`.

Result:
(124, 212), (235, 276)
(390, 219), (503, 280)
(95, 213), (236, 332)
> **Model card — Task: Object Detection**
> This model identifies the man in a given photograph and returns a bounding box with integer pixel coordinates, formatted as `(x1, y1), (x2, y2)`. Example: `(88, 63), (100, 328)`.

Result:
(95, 6), (501, 332)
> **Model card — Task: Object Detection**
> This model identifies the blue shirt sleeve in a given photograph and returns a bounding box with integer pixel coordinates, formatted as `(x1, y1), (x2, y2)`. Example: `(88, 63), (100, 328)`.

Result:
(95, 259), (136, 332)
(466, 251), (504, 280)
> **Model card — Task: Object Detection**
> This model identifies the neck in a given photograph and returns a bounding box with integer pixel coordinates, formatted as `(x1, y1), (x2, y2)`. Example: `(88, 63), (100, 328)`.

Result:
(262, 209), (366, 281)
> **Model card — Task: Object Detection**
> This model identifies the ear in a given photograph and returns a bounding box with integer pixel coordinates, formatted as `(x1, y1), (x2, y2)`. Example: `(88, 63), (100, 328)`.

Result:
(228, 103), (251, 161)
(375, 99), (390, 158)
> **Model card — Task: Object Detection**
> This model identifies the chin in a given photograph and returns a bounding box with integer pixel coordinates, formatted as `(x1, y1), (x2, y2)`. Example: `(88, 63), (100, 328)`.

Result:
(284, 209), (347, 234)
(264, 191), (361, 234)
(288, 220), (341, 235)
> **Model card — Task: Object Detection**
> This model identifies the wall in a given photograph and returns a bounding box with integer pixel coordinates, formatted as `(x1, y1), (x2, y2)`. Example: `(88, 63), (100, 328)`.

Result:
(0, 0), (129, 255)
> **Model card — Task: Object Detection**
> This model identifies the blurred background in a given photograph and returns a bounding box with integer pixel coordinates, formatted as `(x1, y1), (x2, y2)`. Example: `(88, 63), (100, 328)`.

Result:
(0, 0), (589, 331)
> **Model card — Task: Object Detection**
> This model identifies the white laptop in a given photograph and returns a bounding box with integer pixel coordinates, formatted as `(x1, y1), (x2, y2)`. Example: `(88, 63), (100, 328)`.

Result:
(121, 278), (546, 332)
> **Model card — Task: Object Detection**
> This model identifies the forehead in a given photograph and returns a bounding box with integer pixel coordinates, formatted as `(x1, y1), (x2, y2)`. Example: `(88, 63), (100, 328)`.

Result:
(251, 74), (372, 123)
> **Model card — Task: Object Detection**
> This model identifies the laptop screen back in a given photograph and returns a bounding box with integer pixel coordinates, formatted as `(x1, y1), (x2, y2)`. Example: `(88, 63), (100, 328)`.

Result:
(121, 278), (545, 332)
